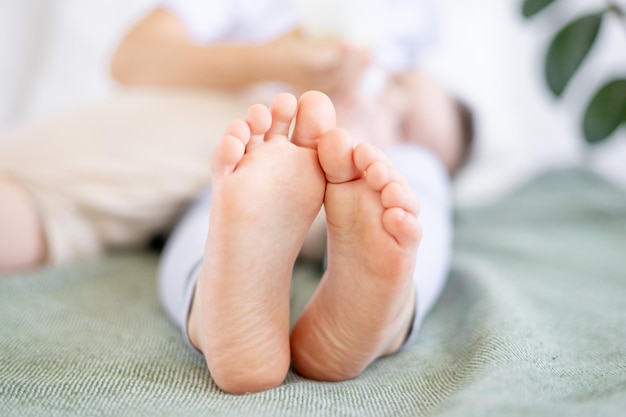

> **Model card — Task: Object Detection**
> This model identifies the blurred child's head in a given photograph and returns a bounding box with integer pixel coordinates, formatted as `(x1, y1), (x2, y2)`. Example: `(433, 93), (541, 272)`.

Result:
(397, 72), (475, 176)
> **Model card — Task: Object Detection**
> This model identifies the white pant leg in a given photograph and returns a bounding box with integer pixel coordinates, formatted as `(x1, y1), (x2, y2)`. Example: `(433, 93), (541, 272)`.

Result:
(383, 145), (453, 347)
(158, 144), (452, 351)
(158, 186), (212, 349)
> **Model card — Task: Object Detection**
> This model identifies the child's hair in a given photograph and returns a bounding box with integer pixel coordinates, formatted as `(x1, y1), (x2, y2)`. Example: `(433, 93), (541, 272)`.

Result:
(452, 98), (475, 173)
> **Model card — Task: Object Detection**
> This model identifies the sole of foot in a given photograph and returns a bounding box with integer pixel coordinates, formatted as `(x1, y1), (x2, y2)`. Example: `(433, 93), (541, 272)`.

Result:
(291, 128), (422, 382)
(188, 91), (335, 394)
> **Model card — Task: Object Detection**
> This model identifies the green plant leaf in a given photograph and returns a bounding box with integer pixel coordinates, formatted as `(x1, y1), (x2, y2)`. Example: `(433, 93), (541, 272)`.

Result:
(522, 0), (558, 18)
(583, 79), (626, 144)
(545, 12), (603, 97)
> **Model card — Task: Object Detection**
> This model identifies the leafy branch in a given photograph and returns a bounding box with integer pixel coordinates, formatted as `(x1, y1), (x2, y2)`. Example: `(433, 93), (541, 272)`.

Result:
(522, 0), (626, 144)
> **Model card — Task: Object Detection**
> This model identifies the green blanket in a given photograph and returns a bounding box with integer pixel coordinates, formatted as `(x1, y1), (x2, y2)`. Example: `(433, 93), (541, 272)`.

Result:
(2, 168), (625, 416)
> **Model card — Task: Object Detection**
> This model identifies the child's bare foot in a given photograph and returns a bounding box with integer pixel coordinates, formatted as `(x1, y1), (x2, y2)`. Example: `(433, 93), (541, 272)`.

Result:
(291, 130), (422, 381)
(187, 91), (334, 394)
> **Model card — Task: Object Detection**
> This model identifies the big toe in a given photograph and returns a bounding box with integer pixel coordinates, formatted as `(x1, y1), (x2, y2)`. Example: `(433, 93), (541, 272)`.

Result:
(291, 91), (336, 149)
(318, 128), (361, 184)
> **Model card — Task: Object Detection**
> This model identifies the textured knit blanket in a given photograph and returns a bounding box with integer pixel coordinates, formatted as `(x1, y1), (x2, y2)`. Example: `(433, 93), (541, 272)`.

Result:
(1, 168), (625, 416)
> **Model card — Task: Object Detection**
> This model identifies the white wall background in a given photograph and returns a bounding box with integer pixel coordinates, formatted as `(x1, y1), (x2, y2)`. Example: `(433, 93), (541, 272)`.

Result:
(0, 0), (624, 206)
(0, 0), (158, 126)
(421, 0), (626, 205)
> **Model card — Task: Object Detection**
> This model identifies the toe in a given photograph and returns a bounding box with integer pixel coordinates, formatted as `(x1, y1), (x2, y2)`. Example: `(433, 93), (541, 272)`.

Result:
(381, 182), (420, 216)
(318, 128), (361, 184)
(354, 143), (383, 172)
(382, 208), (422, 248)
(365, 162), (393, 191)
(224, 120), (251, 146)
(291, 91), (336, 149)
(266, 93), (298, 141)
(212, 135), (246, 178)
(245, 104), (272, 146)
(357, 145), (409, 191)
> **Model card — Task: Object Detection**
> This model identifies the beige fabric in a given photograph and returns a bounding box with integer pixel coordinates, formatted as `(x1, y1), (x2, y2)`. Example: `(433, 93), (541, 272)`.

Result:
(0, 88), (258, 264)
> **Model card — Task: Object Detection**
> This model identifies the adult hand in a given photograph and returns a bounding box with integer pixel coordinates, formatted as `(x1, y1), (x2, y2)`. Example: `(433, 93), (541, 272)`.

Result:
(257, 29), (371, 96)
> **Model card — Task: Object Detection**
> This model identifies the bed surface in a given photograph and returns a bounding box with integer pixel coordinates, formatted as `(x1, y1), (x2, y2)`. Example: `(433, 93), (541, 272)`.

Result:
(2, 168), (625, 416)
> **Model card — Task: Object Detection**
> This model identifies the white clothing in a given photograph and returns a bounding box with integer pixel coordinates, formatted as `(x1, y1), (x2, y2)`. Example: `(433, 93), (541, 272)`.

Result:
(161, 0), (439, 71)
(158, 145), (452, 351)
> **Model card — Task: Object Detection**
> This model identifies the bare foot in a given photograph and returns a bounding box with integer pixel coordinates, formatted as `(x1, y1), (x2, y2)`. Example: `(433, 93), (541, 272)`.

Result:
(290, 129), (422, 381)
(187, 91), (335, 394)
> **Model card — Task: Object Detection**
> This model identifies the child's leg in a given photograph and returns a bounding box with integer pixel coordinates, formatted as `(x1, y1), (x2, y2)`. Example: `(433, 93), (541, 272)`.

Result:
(0, 177), (47, 271)
(158, 91), (335, 394)
(158, 186), (212, 341)
(0, 89), (256, 270)
(291, 133), (452, 381)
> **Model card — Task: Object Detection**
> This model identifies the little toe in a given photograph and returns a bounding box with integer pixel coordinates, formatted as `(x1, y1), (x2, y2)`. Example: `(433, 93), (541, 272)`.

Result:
(266, 93), (298, 141)
(382, 208), (422, 248)
(318, 128), (361, 184)
(245, 104), (272, 146)
(291, 91), (336, 149)
(212, 135), (246, 178)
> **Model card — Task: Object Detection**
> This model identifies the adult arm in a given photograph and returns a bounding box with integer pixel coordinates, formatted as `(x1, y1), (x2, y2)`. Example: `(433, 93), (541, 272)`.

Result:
(111, 8), (369, 94)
